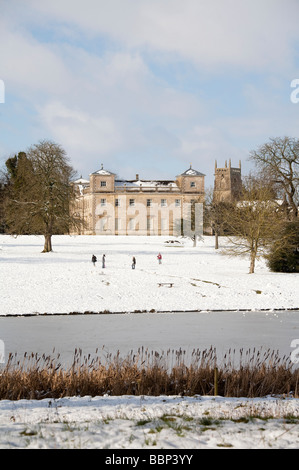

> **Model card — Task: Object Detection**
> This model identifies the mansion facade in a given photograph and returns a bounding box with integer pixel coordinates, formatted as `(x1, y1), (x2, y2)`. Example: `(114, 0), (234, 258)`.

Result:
(71, 165), (205, 236)
(70, 160), (241, 236)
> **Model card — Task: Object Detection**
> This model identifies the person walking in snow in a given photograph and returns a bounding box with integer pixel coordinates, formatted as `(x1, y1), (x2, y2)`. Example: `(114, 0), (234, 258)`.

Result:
(157, 253), (162, 264)
(102, 254), (106, 268)
(91, 254), (97, 266)
(132, 256), (136, 269)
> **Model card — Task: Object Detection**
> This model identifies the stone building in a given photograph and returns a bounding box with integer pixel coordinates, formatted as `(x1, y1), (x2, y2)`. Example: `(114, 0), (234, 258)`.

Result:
(213, 159), (242, 203)
(71, 164), (205, 236)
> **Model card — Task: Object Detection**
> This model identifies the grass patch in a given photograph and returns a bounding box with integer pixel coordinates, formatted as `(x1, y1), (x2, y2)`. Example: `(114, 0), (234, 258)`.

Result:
(136, 419), (151, 426)
(20, 429), (38, 437)
(217, 443), (234, 448)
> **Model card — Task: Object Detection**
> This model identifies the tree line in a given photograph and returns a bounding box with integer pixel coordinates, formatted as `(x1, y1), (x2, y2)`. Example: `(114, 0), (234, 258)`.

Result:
(0, 136), (298, 273)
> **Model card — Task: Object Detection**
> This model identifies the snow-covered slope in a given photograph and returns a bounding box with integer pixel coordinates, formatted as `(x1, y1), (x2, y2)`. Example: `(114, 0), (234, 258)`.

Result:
(0, 234), (298, 316)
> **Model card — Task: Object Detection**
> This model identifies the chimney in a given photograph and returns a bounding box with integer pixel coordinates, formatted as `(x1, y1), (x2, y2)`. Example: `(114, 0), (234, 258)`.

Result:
(136, 174), (139, 181)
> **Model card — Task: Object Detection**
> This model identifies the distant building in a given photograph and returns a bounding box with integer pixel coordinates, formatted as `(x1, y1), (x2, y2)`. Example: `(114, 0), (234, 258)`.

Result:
(213, 159), (242, 203)
(70, 164), (205, 236)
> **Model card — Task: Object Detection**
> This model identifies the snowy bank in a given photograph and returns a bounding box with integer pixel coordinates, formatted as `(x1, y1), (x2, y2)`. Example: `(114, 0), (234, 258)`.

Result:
(0, 395), (299, 449)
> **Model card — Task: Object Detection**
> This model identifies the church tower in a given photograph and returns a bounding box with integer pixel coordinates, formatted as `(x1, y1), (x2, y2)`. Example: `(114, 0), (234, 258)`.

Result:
(213, 159), (242, 203)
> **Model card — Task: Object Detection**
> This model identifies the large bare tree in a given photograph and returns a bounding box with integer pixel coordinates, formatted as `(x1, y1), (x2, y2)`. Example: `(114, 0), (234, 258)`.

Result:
(249, 136), (299, 220)
(5, 140), (81, 252)
(221, 176), (283, 274)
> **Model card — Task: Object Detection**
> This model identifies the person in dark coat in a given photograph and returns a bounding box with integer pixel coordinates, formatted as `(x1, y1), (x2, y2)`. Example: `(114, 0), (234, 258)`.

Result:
(102, 254), (106, 268)
(132, 256), (136, 269)
(92, 254), (97, 266)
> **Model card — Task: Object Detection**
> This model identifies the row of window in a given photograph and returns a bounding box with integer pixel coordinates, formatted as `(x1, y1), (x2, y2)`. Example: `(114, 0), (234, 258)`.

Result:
(100, 198), (182, 207)
(99, 181), (196, 188)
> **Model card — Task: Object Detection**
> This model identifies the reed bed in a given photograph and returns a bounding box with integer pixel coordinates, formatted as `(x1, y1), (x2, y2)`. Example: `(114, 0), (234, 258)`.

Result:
(0, 347), (298, 400)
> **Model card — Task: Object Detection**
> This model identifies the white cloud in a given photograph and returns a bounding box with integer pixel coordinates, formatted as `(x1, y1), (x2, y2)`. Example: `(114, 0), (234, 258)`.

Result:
(0, 12), (202, 167)
(18, 0), (299, 73)
(1, 0), (299, 184)
(178, 124), (244, 171)
(37, 101), (124, 172)
(0, 21), (72, 99)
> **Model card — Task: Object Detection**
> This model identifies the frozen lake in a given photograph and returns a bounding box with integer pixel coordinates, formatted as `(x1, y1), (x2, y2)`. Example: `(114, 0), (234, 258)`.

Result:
(1, 310), (299, 368)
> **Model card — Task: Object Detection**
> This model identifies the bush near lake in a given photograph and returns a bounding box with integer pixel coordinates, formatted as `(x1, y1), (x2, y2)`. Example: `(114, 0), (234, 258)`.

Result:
(267, 220), (299, 273)
(0, 347), (298, 400)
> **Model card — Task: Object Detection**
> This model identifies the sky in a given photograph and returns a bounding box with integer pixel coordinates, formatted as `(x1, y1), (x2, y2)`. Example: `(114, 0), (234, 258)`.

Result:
(0, 0), (299, 188)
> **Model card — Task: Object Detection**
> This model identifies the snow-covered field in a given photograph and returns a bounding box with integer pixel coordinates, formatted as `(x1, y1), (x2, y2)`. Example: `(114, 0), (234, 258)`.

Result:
(1, 234), (299, 450)
(0, 234), (298, 315)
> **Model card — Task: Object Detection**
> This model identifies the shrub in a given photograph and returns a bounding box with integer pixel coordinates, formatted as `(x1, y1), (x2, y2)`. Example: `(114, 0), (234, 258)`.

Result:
(267, 220), (299, 273)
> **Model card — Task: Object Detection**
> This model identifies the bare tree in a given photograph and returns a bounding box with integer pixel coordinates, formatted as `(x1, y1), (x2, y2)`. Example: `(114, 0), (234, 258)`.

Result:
(221, 176), (282, 273)
(249, 136), (299, 219)
(5, 140), (82, 252)
(204, 188), (234, 249)
(0, 170), (7, 233)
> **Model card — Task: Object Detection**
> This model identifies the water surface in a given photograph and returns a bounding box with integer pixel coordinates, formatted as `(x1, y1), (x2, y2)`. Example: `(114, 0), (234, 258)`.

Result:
(1, 310), (298, 367)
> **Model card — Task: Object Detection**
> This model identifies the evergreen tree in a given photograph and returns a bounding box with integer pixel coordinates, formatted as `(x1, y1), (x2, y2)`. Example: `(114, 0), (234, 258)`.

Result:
(267, 220), (299, 272)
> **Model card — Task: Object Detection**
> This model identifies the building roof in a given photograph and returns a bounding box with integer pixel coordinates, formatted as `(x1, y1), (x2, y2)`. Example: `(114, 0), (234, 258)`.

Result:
(179, 165), (205, 177)
(76, 165), (205, 183)
(115, 179), (179, 190)
(73, 178), (90, 185)
(91, 164), (115, 176)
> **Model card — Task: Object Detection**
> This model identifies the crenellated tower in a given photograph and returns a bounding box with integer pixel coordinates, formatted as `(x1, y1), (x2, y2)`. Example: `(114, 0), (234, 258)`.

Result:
(213, 159), (242, 203)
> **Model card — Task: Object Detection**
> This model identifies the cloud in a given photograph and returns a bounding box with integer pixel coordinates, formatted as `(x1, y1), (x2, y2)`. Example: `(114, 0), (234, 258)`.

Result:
(0, 12), (202, 170)
(178, 124), (245, 170)
(1, 0), (299, 185)
(37, 101), (124, 172)
(0, 21), (72, 100)
(18, 0), (299, 73)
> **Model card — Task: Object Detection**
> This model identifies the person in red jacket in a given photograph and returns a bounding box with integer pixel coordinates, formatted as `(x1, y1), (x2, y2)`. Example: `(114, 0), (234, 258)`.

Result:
(157, 253), (162, 264)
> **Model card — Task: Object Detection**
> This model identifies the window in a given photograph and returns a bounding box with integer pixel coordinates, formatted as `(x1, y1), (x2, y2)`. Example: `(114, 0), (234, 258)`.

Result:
(147, 199), (152, 207)
(175, 199), (181, 207)
(98, 218), (107, 231)
(129, 218), (136, 230)
(129, 199), (135, 207)
(101, 198), (106, 206)
(101, 181), (106, 187)
(190, 181), (195, 188)
(115, 218), (121, 230)
(115, 198), (120, 207)
(161, 218), (168, 231)
(147, 217), (153, 230)
(161, 199), (167, 207)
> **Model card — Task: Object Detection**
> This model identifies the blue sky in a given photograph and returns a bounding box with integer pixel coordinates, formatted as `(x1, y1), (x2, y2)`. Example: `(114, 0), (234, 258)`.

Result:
(1, 0), (299, 188)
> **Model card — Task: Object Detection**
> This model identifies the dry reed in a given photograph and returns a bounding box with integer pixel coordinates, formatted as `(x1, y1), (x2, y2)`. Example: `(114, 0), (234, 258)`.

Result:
(0, 347), (298, 400)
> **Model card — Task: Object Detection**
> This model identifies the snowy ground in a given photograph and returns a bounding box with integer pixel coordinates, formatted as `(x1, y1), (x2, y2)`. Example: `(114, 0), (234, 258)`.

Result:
(0, 234), (298, 315)
(1, 395), (299, 449)
(1, 234), (299, 450)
